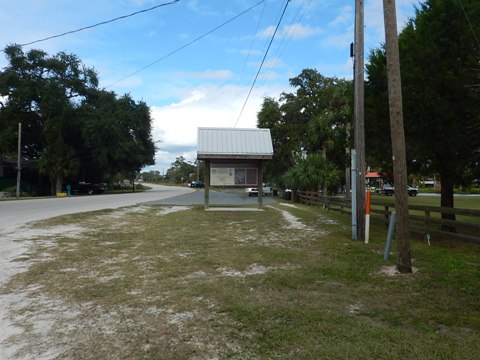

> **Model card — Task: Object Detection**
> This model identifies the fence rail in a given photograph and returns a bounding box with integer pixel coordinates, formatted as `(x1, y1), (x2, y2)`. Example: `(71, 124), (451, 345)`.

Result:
(297, 191), (480, 244)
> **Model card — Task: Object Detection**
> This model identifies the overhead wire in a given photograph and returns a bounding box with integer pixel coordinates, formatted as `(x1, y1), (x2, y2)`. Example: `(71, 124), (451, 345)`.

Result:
(255, 0), (313, 91)
(254, 0), (289, 73)
(229, 0), (267, 127)
(273, 0), (313, 66)
(235, 0), (268, 90)
(234, 0), (291, 128)
(16, 0), (180, 48)
(106, 0), (266, 88)
(457, 0), (480, 50)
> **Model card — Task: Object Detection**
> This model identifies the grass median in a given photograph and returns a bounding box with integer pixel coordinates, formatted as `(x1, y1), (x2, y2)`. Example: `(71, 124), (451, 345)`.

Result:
(2, 202), (479, 359)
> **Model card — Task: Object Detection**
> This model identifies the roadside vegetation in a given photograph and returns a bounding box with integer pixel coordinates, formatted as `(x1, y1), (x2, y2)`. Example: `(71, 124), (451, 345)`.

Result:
(0, 45), (156, 196)
(2, 202), (479, 359)
(256, 0), (479, 216)
(370, 193), (480, 211)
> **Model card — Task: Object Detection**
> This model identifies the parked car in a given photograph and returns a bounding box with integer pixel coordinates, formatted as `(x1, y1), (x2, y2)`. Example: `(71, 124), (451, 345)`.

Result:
(246, 184), (273, 197)
(382, 183), (418, 196)
(71, 182), (107, 195)
(190, 181), (205, 188)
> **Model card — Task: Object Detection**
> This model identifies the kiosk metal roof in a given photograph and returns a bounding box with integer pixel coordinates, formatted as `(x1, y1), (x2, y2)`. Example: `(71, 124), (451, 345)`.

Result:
(197, 127), (273, 160)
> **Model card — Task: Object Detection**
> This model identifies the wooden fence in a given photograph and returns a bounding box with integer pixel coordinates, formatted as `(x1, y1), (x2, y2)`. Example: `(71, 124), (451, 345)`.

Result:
(297, 191), (480, 244)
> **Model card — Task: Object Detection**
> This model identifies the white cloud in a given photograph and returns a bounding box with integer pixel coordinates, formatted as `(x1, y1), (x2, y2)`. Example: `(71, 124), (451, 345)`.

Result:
(171, 90), (205, 107)
(329, 6), (354, 27)
(257, 25), (276, 38)
(148, 82), (288, 170)
(258, 71), (279, 80)
(282, 24), (322, 39)
(191, 70), (234, 80)
(256, 24), (321, 40)
(364, 0), (419, 45)
(262, 58), (283, 69)
(323, 32), (354, 49)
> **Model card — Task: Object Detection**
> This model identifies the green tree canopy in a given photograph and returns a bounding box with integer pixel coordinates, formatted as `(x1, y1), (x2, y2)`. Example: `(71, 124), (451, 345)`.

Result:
(283, 153), (340, 194)
(365, 0), (480, 210)
(257, 68), (352, 189)
(0, 45), (156, 194)
(166, 156), (196, 183)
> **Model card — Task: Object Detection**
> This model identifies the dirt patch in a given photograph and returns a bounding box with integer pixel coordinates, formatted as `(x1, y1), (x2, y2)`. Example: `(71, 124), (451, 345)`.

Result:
(98, 205), (150, 219)
(268, 206), (312, 230)
(0, 206), (173, 357)
(217, 264), (272, 277)
(157, 205), (190, 216)
(377, 265), (419, 276)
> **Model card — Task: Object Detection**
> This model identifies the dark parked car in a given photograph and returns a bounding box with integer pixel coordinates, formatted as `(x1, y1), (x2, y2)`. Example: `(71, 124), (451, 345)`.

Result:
(72, 182), (107, 195)
(382, 183), (418, 196)
(190, 181), (205, 188)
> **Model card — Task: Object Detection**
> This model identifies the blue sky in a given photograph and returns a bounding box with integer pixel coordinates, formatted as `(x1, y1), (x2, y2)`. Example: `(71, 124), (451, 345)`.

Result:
(1, 0), (418, 173)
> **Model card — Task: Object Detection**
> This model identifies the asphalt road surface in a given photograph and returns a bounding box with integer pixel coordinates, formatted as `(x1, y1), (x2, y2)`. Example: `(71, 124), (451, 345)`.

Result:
(0, 184), (193, 233)
(144, 188), (278, 206)
(0, 184), (278, 233)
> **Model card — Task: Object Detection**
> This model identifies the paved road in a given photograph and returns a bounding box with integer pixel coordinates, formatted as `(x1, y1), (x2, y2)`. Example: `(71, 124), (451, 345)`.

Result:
(0, 184), (193, 233)
(144, 188), (278, 206)
(0, 184), (279, 232)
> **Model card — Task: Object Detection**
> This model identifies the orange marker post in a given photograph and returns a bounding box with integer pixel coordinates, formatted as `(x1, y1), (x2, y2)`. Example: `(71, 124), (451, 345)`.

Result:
(365, 190), (371, 243)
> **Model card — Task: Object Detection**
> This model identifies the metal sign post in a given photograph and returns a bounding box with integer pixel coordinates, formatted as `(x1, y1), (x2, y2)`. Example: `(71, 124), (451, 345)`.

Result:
(16, 123), (22, 199)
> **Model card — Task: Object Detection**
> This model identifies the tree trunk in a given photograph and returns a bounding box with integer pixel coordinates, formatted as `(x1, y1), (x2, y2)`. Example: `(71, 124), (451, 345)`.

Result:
(56, 174), (64, 194)
(50, 176), (56, 196)
(440, 176), (456, 232)
(383, 0), (412, 273)
(322, 147), (328, 196)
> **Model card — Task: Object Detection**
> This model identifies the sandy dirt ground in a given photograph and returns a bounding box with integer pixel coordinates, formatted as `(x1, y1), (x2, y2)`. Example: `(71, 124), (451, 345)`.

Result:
(0, 185), (193, 359)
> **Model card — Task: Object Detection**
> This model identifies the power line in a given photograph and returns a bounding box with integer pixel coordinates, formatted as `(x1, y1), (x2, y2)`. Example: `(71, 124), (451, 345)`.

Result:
(457, 0), (480, 50)
(106, 0), (266, 88)
(273, 0), (313, 66)
(255, 0), (313, 91)
(234, 0), (291, 128)
(235, 0), (268, 89)
(17, 0), (180, 48)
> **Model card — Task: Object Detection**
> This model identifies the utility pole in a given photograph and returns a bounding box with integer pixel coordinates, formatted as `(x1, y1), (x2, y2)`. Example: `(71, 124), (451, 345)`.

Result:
(16, 123), (22, 199)
(382, 0), (412, 273)
(344, 42), (354, 202)
(354, 0), (366, 240)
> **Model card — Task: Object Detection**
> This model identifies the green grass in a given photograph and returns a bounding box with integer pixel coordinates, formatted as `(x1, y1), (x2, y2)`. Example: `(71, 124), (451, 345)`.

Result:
(2, 203), (479, 359)
(371, 193), (480, 210)
(369, 194), (480, 236)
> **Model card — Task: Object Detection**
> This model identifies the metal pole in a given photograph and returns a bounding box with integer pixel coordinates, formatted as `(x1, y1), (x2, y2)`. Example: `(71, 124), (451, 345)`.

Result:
(384, 211), (396, 260)
(258, 160), (263, 209)
(16, 123), (22, 199)
(351, 149), (357, 240)
(204, 160), (210, 209)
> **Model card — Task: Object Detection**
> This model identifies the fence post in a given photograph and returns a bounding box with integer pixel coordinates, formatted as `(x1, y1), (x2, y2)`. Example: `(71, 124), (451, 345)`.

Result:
(424, 209), (431, 242)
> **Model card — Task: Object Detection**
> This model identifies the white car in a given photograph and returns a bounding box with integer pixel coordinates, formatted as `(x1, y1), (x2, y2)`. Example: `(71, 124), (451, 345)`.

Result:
(246, 185), (272, 197)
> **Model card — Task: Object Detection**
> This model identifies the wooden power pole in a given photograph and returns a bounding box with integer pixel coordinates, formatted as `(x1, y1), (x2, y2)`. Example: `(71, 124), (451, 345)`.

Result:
(354, 0), (366, 240)
(382, 0), (412, 273)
